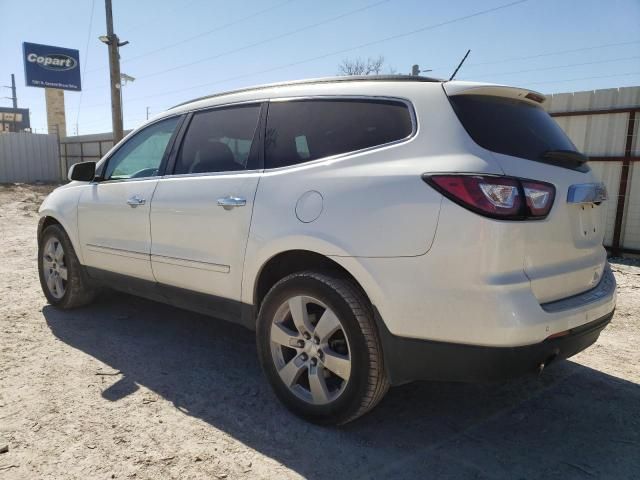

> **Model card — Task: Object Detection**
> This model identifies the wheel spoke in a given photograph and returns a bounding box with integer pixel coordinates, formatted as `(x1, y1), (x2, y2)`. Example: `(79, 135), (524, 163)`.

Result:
(58, 266), (68, 281)
(278, 355), (306, 387)
(46, 241), (56, 260)
(308, 365), (330, 404)
(42, 258), (54, 270)
(321, 350), (351, 381)
(314, 308), (341, 343)
(54, 243), (64, 263)
(46, 274), (56, 293)
(271, 323), (300, 348)
(288, 296), (311, 335)
(54, 276), (64, 296)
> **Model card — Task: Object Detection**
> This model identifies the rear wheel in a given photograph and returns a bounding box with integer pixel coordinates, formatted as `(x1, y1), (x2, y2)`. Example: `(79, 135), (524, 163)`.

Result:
(257, 271), (389, 424)
(38, 224), (96, 309)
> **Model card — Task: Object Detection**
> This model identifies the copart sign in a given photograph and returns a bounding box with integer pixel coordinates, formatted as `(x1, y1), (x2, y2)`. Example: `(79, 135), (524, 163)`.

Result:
(23, 42), (81, 91)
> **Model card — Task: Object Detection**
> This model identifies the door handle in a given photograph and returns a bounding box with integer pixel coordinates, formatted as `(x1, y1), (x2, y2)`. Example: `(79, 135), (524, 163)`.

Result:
(126, 195), (146, 207)
(217, 196), (247, 210)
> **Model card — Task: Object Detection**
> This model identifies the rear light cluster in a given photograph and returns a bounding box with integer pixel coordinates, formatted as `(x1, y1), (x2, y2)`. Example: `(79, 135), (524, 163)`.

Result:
(423, 174), (555, 220)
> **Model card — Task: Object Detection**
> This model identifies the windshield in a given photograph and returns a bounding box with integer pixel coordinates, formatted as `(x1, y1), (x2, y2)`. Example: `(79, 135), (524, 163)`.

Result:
(449, 94), (585, 170)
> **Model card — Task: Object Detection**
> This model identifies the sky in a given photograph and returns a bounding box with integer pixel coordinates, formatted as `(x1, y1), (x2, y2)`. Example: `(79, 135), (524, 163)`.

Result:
(1, 0), (639, 135)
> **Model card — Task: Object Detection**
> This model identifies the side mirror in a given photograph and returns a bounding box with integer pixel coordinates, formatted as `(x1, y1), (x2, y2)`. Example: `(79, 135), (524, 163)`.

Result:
(68, 161), (96, 182)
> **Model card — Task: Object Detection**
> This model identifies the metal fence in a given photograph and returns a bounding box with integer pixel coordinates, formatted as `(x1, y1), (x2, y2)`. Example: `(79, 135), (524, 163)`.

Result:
(0, 132), (61, 183)
(546, 86), (640, 255)
(59, 131), (131, 174)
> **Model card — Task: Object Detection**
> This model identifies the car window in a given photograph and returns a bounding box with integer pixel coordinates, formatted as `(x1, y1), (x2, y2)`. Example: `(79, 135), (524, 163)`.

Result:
(174, 104), (261, 174)
(103, 116), (180, 180)
(265, 99), (413, 169)
(449, 95), (578, 162)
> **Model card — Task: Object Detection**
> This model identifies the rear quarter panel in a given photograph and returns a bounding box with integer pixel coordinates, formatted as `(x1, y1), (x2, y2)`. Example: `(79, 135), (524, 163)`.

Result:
(242, 82), (505, 305)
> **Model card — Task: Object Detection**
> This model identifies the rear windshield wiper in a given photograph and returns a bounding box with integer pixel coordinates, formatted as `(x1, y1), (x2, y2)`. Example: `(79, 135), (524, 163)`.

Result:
(542, 149), (588, 164)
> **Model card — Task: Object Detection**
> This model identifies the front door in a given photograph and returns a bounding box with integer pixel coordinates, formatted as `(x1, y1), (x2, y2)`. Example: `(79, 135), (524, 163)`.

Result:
(78, 116), (182, 281)
(150, 103), (263, 301)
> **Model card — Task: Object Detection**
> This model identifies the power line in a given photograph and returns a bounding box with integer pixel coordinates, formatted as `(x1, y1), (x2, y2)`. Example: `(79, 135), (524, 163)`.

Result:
(117, 0), (208, 35)
(83, 69), (640, 131)
(527, 71), (640, 87)
(81, 0), (391, 90)
(75, 0), (96, 135)
(121, 0), (295, 65)
(466, 55), (640, 80)
(82, 70), (640, 133)
(82, 0), (531, 108)
(463, 40), (640, 68)
(135, 0), (393, 81)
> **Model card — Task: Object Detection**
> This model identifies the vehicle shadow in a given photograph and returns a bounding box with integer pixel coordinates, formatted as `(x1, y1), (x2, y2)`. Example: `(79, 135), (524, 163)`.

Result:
(43, 293), (640, 479)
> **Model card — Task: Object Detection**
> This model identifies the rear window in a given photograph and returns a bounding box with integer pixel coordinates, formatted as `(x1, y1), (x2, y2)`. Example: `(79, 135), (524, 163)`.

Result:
(449, 95), (581, 166)
(265, 99), (413, 169)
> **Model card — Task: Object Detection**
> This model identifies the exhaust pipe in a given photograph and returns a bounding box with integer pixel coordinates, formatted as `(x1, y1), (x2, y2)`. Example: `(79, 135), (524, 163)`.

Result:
(538, 353), (559, 375)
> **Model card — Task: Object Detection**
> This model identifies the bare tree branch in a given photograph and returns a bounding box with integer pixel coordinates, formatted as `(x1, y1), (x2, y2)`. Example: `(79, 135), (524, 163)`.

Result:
(338, 55), (390, 76)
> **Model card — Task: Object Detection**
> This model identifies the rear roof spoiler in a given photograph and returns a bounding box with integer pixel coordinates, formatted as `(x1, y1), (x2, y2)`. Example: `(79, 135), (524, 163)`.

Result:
(443, 82), (547, 106)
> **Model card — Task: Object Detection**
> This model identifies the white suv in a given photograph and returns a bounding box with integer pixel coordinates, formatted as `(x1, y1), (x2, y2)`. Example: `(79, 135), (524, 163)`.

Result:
(38, 76), (616, 424)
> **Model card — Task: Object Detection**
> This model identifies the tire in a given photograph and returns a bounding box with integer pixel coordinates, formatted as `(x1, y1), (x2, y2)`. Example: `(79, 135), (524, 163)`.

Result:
(256, 271), (389, 425)
(38, 224), (96, 309)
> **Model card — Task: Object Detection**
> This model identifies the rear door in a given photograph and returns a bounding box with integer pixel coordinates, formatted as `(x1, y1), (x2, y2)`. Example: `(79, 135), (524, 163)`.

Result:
(445, 85), (607, 303)
(149, 102), (264, 302)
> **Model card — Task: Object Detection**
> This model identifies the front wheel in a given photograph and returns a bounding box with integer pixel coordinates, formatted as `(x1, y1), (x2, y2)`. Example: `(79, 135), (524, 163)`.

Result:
(256, 271), (389, 425)
(38, 224), (96, 309)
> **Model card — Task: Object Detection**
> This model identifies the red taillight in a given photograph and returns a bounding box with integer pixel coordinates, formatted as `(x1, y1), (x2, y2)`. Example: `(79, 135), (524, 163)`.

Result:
(423, 174), (555, 220)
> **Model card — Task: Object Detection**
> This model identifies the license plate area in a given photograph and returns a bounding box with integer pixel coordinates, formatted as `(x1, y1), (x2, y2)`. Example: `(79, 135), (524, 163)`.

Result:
(567, 183), (607, 245)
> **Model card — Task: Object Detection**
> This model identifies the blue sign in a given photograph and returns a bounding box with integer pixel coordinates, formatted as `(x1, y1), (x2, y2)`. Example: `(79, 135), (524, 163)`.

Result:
(23, 42), (81, 91)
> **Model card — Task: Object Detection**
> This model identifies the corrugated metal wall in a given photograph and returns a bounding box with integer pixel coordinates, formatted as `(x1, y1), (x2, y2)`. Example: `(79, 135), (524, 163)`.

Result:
(546, 86), (640, 253)
(59, 131), (129, 174)
(0, 133), (61, 183)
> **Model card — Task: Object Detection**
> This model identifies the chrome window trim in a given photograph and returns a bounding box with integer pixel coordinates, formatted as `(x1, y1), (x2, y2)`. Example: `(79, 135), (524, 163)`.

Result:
(166, 101), (265, 177)
(161, 169), (262, 180)
(95, 113), (185, 183)
(94, 176), (162, 185)
(263, 95), (418, 172)
(134, 95), (417, 180)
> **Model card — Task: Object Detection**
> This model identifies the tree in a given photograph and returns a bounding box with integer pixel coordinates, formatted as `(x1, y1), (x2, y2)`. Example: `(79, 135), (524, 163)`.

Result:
(338, 55), (388, 76)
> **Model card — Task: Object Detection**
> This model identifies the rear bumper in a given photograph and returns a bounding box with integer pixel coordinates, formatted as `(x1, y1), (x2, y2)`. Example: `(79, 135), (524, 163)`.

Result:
(376, 309), (614, 385)
(378, 311), (614, 385)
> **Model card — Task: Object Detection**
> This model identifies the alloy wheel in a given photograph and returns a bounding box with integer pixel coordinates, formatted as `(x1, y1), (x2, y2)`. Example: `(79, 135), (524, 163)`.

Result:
(269, 295), (351, 405)
(42, 237), (67, 299)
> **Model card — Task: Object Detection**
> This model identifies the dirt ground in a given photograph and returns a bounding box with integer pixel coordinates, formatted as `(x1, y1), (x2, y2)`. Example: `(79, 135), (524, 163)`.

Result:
(0, 183), (639, 480)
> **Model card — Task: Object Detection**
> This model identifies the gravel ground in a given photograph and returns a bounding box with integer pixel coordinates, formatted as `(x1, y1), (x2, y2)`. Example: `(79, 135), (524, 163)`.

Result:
(1, 183), (639, 479)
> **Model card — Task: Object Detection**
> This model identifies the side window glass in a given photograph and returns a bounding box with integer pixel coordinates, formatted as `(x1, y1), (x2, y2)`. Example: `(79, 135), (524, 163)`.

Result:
(265, 99), (413, 169)
(174, 104), (261, 174)
(103, 116), (180, 180)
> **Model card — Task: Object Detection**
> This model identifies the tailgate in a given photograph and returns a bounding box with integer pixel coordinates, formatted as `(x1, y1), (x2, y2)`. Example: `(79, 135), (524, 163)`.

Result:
(444, 83), (608, 303)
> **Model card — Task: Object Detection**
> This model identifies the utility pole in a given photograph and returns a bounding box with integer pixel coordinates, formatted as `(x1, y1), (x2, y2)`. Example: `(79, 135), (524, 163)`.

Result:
(146, 106), (150, 120)
(9, 74), (17, 108)
(100, 0), (129, 143)
(2, 74), (18, 108)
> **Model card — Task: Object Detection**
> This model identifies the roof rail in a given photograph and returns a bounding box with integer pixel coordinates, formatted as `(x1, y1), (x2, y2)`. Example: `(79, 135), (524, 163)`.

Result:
(170, 75), (443, 109)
